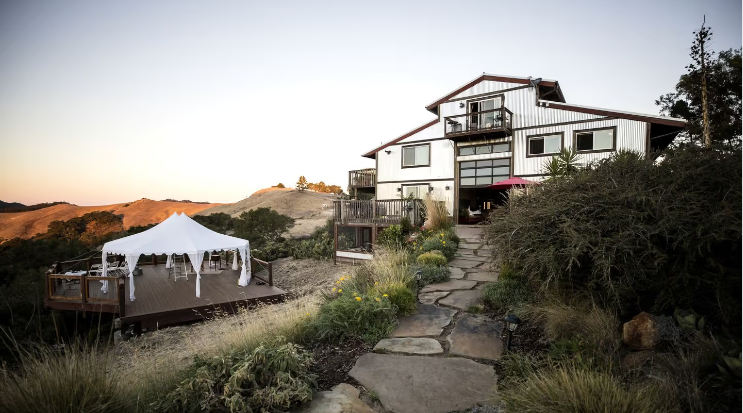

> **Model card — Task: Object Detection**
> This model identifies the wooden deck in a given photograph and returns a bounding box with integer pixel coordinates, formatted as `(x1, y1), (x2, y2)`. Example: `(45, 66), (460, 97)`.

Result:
(45, 261), (288, 331)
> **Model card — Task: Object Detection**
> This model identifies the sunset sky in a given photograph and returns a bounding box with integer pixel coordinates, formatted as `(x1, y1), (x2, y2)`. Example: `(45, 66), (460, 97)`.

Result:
(1, 0), (740, 206)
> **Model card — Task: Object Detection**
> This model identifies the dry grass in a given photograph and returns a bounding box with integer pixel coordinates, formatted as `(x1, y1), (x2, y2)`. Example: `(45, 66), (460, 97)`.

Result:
(501, 362), (677, 413)
(524, 300), (622, 357)
(422, 193), (451, 230)
(115, 296), (319, 411)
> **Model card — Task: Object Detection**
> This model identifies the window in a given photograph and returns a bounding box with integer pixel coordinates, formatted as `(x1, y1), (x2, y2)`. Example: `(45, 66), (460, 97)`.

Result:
(574, 127), (615, 152)
(527, 133), (562, 156)
(459, 159), (510, 187)
(402, 184), (429, 198)
(458, 142), (511, 156)
(402, 144), (430, 167)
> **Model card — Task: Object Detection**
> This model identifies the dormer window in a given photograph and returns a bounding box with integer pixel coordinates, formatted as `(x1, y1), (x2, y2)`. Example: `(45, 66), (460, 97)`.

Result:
(402, 143), (430, 168)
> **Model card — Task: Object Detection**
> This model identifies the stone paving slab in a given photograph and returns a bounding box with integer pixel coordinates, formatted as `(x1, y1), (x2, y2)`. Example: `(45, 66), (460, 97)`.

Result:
(295, 383), (375, 413)
(418, 291), (450, 305)
(391, 304), (457, 337)
(420, 279), (477, 293)
(438, 289), (483, 311)
(448, 267), (465, 279)
(459, 243), (480, 250)
(465, 271), (499, 282)
(456, 250), (477, 256)
(349, 353), (497, 413)
(447, 315), (504, 361)
(458, 256), (489, 263)
(449, 259), (483, 269)
(373, 337), (444, 355)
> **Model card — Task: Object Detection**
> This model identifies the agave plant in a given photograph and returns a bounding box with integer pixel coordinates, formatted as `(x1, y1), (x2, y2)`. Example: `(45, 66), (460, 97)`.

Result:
(718, 351), (742, 379)
(673, 308), (706, 331)
(543, 148), (581, 178)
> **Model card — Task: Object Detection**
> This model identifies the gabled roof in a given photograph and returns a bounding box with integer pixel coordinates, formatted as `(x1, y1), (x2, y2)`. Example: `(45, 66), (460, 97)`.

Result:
(361, 119), (438, 159)
(425, 73), (565, 113)
(537, 100), (686, 127)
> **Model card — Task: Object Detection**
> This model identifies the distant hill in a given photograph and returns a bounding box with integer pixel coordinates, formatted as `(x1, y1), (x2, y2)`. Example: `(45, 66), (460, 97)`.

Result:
(197, 187), (337, 237)
(0, 198), (227, 241)
(0, 200), (69, 213)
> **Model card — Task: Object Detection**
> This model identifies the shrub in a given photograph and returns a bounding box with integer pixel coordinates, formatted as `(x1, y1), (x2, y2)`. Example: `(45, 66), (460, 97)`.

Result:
(422, 193), (451, 230)
(418, 236), (456, 260)
(485, 147), (742, 334)
(499, 261), (520, 280)
(417, 251), (447, 266)
(501, 363), (676, 413)
(378, 283), (417, 316)
(154, 337), (316, 413)
(482, 279), (533, 311)
(497, 352), (547, 389)
(252, 240), (290, 261)
(377, 225), (406, 248)
(400, 216), (413, 234)
(291, 234), (333, 260)
(314, 293), (397, 343)
(414, 265), (450, 286)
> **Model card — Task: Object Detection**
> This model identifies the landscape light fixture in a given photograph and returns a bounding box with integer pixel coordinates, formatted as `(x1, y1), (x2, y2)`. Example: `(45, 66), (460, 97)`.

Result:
(503, 314), (522, 351)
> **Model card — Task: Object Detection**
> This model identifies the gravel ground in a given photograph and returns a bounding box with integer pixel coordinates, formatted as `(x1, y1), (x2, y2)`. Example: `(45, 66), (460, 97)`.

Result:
(271, 257), (352, 296)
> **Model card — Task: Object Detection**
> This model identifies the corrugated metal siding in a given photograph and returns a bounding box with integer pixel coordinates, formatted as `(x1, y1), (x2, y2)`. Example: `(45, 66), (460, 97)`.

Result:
(450, 80), (526, 100)
(513, 119), (647, 176)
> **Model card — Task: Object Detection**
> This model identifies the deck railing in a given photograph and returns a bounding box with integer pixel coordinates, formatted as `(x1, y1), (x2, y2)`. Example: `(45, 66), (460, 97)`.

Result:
(444, 107), (513, 137)
(349, 168), (376, 189)
(250, 257), (273, 286)
(333, 199), (422, 225)
(45, 261), (126, 316)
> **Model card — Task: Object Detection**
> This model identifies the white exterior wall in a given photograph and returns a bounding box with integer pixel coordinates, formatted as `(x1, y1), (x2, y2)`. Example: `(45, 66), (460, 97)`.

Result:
(513, 118), (647, 177)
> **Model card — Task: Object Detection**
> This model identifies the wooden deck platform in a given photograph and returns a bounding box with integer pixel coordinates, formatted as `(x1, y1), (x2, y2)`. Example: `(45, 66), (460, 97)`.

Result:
(45, 261), (288, 331)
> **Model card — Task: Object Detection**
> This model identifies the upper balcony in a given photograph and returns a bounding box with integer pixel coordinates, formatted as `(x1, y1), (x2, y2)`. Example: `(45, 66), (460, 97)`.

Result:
(444, 106), (513, 141)
(349, 168), (376, 191)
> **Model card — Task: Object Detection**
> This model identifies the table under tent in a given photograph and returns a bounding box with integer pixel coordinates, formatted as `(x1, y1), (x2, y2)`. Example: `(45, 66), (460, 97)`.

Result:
(44, 213), (287, 334)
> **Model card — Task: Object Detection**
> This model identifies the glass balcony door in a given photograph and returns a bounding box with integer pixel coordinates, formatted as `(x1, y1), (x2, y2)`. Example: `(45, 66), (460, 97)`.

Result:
(468, 97), (501, 131)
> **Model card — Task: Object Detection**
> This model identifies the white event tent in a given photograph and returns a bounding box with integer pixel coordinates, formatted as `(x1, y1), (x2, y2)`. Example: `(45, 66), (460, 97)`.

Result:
(101, 212), (251, 301)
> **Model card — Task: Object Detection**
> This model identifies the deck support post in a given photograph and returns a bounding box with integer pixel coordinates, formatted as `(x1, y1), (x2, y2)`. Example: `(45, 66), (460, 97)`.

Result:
(333, 223), (338, 265)
(267, 262), (273, 286)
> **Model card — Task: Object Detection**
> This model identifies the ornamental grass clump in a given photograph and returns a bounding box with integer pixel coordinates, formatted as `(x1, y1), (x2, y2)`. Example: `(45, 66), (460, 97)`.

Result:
(314, 293), (397, 343)
(417, 251), (448, 266)
(422, 193), (451, 230)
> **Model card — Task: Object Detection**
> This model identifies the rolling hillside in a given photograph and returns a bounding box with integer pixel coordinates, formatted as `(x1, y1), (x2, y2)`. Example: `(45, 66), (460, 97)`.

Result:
(197, 187), (336, 237)
(0, 198), (226, 241)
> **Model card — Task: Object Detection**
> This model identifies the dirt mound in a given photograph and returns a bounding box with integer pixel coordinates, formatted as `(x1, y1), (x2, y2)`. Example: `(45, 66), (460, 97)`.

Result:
(0, 199), (225, 241)
(197, 189), (336, 237)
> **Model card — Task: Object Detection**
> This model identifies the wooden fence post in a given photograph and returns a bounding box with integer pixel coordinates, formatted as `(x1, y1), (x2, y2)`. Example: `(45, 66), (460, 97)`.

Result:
(267, 262), (273, 286)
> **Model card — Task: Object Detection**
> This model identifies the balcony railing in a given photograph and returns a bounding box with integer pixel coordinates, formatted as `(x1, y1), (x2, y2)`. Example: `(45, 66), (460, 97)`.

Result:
(333, 199), (422, 226)
(349, 168), (376, 188)
(444, 107), (513, 137)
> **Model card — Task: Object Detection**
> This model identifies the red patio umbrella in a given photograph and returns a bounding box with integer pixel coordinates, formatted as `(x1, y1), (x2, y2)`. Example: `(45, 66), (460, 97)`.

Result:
(486, 177), (540, 190)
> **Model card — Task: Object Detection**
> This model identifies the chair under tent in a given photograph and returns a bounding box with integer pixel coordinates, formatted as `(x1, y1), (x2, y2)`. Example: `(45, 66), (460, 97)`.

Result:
(168, 254), (189, 281)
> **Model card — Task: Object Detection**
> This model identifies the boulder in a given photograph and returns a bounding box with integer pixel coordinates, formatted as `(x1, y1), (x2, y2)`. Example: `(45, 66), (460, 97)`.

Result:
(622, 312), (660, 350)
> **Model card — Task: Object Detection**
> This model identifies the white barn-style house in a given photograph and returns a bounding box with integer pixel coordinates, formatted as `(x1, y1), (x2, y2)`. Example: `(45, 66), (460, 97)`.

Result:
(335, 73), (686, 262)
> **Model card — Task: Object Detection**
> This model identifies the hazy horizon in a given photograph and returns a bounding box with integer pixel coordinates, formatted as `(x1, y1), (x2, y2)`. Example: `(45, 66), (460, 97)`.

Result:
(1, 0), (741, 206)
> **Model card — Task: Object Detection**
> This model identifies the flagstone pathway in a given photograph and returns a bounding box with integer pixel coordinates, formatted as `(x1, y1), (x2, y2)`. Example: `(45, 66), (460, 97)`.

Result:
(349, 227), (503, 413)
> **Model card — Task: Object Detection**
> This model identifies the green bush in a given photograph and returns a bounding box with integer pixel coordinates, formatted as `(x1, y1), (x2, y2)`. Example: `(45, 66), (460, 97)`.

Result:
(499, 261), (520, 280)
(482, 279), (533, 311)
(419, 237), (456, 260)
(501, 363), (676, 413)
(291, 234), (333, 260)
(377, 225), (406, 248)
(414, 265), (450, 286)
(154, 338), (316, 413)
(400, 216), (413, 234)
(378, 283), (417, 316)
(417, 251), (448, 266)
(252, 240), (290, 261)
(485, 147), (742, 334)
(314, 293), (397, 343)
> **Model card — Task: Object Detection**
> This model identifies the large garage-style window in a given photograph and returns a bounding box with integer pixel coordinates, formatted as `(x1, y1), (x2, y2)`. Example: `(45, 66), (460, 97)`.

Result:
(527, 133), (563, 157)
(459, 159), (510, 187)
(458, 142), (511, 156)
(574, 127), (615, 152)
(402, 144), (430, 168)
